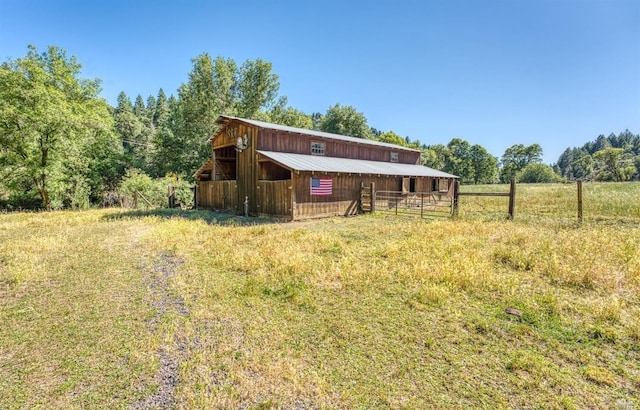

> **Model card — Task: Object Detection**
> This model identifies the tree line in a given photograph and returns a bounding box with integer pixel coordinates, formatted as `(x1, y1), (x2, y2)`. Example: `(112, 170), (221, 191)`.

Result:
(1, 45), (638, 210)
(554, 131), (640, 182)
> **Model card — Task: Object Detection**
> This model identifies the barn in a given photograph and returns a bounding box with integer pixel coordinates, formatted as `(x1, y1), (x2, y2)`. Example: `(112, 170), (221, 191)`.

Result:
(194, 115), (457, 220)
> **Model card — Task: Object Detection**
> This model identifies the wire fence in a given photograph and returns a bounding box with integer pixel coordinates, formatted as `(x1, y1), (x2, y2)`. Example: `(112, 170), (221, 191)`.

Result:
(455, 181), (640, 225)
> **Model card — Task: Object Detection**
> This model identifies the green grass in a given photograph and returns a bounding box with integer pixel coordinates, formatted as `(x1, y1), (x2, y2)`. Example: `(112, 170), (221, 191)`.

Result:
(1, 182), (639, 408)
(458, 181), (640, 224)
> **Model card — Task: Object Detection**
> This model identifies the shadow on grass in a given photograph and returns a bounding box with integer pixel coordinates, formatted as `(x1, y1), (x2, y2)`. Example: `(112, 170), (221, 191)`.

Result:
(102, 208), (285, 226)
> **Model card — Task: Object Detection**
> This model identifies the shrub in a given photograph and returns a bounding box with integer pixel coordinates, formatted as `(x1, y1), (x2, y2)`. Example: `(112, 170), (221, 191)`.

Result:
(117, 169), (194, 209)
(517, 163), (562, 183)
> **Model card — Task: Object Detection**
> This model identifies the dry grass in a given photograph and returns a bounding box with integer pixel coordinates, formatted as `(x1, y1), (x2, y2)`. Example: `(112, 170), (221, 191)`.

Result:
(1, 182), (639, 408)
(0, 211), (158, 408)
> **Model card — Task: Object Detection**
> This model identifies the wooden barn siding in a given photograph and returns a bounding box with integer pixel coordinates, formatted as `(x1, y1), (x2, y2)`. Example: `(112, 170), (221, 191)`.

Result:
(216, 122), (258, 213)
(257, 130), (420, 164)
(197, 180), (238, 211)
(257, 180), (292, 218)
(291, 172), (440, 219)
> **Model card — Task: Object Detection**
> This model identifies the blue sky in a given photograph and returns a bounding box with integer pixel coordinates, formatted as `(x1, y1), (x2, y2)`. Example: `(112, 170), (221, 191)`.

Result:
(1, 0), (639, 164)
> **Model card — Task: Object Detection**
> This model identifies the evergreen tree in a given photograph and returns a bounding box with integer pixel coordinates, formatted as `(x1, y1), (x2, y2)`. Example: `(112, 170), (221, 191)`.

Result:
(149, 89), (177, 177)
(133, 94), (147, 119)
(114, 92), (142, 166)
(153, 88), (170, 128)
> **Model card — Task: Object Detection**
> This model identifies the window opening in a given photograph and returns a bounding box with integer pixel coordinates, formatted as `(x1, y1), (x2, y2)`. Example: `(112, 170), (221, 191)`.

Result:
(311, 141), (325, 155)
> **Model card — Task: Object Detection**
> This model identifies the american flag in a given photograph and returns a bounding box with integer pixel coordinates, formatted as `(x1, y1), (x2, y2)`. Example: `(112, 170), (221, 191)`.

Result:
(310, 178), (332, 196)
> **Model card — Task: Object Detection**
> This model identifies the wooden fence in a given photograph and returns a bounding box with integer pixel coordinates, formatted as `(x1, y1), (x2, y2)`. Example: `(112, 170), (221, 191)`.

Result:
(196, 180), (238, 212)
(453, 179), (516, 219)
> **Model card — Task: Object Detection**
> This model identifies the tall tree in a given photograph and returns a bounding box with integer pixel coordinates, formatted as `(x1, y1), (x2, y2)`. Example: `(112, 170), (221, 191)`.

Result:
(235, 58), (280, 118)
(175, 54), (235, 175)
(311, 112), (323, 130)
(500, 143), (543, 182)
(443, 138), (474, 183)
(268, 102), (313, 129)
(133, 94), (148, 120)
(470, 144), (498, 184)
(153, 88), (170, 128)
(0, 45), (116, 209)
(149, 89), (177, 177)
(555, 147), (592, 180)
(592, 148), (636, 181)
(422, 144), (447, 170)
(377, 131), (409, 147)
(114, 92), (143, 168)
(318, 104), (372, 139)
(145, 95), (157, 121)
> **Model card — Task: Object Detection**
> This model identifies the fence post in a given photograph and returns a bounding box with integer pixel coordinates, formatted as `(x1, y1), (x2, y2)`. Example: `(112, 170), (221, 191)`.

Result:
(370, 182), (376, 213)
(168, 186), (175, 208)
(508, 179), (516, 220)
(193, 184), (198, 210)
(395, 192), (398, 215)
(453, 180), (460, 217)
(577, 180), (583, 224)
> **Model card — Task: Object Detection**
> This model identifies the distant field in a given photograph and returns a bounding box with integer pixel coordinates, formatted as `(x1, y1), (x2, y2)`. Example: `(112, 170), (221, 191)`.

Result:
(0, 182), (638, 408)
(458, 181), (640, 224)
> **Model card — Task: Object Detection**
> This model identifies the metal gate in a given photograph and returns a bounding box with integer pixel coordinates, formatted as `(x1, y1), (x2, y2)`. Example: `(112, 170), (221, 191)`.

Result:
(373, 190), (454, 218)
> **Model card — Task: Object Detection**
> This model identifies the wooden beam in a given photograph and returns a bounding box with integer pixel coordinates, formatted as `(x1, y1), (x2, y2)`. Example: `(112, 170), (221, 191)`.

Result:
(457, 192), (510, 197)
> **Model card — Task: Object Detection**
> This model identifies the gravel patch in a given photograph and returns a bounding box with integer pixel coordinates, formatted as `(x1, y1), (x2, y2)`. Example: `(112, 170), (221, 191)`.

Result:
(131, 253), (189, 410)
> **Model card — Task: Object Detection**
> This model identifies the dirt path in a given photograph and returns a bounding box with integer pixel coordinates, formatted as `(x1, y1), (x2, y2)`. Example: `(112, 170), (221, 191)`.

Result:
(131, 253), (188, 409)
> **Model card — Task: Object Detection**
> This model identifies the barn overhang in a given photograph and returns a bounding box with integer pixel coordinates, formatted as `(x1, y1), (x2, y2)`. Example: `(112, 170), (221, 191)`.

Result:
(193, 159), (213, 180)
(256, 150), (458, 179)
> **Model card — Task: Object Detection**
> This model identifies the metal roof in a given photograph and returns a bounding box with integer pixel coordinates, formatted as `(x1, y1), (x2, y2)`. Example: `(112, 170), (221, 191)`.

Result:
(216, 115), (420, 153)
(257, 151), (458, 178)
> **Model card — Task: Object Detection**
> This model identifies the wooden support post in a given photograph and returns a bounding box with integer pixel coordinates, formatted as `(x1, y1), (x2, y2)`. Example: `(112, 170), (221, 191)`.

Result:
(508, 179), (516, 220)
(370, 182), (376, 213)
(395, 192), (398, 215)
(212, 148), (216, 180)
(421, 193), (424, 218)
(168, 186), (175, 208)
(193, 184), (198, 210)
(452, 180), (460, 217)
(577, 180), (583, 224)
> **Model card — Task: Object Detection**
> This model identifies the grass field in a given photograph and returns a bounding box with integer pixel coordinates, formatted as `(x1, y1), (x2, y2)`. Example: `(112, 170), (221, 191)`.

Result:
(1, 182), (638, 409)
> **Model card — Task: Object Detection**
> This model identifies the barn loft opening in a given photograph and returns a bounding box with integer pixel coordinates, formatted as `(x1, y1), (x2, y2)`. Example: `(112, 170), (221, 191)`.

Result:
(213, 145), (237, 180)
